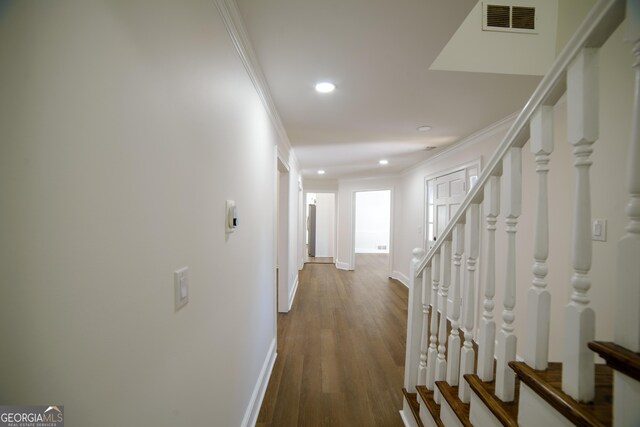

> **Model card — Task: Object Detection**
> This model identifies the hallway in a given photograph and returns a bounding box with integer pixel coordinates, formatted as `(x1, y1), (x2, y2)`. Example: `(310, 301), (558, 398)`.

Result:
(257, 254), (407, 426)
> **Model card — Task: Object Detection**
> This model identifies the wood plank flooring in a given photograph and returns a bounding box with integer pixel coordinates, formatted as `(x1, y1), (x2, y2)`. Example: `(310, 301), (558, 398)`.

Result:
(257, 253), (408, 427)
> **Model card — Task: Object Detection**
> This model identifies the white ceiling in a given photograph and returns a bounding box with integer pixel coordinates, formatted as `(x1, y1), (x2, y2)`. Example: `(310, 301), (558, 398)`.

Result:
(235, 0), (545, 180)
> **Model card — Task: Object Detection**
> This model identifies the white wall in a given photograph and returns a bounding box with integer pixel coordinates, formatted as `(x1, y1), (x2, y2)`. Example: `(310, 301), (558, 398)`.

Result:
(0, 1), (281, 426)
(303, 178), (339, 193)
(355, 190), (391, 253)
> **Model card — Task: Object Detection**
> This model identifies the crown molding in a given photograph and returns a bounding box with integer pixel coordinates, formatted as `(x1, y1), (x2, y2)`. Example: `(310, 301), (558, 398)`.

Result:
(215, 0), (293, 156)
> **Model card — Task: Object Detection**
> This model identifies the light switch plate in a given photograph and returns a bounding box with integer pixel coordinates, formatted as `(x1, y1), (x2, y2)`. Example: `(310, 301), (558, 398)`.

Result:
(592, 219), (607, 242)
(174, 267), (189, 311)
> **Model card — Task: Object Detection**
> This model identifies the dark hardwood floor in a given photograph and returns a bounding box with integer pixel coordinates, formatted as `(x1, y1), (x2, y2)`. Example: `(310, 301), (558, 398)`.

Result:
(257, 253), (408, 427)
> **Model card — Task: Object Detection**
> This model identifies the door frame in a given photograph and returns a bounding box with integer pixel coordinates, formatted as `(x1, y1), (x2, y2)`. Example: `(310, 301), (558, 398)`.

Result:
(350, 188), (394, 274)
(303, 190), (338, 263)
(276, 154), (290, 313)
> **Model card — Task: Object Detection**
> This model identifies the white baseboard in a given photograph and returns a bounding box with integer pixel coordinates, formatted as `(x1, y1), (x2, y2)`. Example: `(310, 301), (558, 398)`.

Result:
(241, 338), (277, 427)
(335, 261), (351, 270)
(287, 275), (299, 310)
(390, 271), (410, 288)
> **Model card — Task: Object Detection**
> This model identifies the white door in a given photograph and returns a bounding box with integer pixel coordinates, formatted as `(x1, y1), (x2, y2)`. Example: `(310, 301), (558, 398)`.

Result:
(433, 169), (466, 243)
(428, 168), (467, 316)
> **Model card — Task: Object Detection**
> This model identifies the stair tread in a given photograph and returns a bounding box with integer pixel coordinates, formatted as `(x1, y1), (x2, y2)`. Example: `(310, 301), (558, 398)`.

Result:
(436, 381), (472, 427)
(416, 385), (443, 427)
(402, 388), (425, 427)
(589, 341), (640, 382)
(464, 374), (519, 427)
(509, 361), (612, 427)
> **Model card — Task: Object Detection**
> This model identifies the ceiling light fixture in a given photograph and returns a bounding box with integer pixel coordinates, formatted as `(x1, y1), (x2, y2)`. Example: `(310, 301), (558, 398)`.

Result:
(317, 170), (326, 175)
(315, 82), (336, 93)
(379, 159), (389, 165)
(417, 125), (432, 132)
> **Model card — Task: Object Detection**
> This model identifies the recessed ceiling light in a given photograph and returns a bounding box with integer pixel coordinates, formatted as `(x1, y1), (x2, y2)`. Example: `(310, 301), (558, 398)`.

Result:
(315, 82), (336, 93)
(417, 125), (432, 132)
(317, 170), (326, 175)
(379, 159), (389, 165)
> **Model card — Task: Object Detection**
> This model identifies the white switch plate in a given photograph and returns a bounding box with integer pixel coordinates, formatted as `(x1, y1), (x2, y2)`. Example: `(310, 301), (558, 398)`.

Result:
(592, 219), (607, 242)
(174, 267), (189, 311)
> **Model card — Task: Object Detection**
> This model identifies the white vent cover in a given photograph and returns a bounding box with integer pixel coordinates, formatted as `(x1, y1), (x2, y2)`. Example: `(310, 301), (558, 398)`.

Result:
(483, 3), (537, 33)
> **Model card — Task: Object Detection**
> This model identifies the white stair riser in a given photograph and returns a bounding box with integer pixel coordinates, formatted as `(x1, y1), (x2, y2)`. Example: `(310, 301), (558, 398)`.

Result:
(439, 396), (465, 427)
(418, 400), (439, 427)
(518, 383), (574, 427)
(613, 371), (640, 427)
(469, 389), (502, 427)
(399, 401), (419, 427)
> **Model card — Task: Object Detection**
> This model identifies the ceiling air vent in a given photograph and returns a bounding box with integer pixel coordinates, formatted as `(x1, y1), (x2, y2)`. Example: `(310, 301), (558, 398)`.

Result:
(483, 3), (537, 33)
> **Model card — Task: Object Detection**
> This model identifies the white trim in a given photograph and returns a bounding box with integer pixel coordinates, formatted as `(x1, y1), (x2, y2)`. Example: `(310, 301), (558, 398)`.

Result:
(336, 261), (351, 270)
(390, 271), (410, 288)
(214, 0), (293, 155)
(241, 338), (277, 427)
(287, 275), (299, 311)
(402, 113), (516, 177)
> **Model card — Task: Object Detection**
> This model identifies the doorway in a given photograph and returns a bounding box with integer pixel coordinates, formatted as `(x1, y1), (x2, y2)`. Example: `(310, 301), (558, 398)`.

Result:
(277, 158), (289, 313)
(306, 192), (336, 264)
(353, 189), (391, 271)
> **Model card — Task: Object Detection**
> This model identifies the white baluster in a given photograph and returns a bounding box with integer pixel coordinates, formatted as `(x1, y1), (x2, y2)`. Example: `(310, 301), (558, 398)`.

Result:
(403, 248), (426, 393)
(615, 3), (640, 354)
(525, 106), (554, 370)
(458, 204), (479, 403)
(418, 264), (431, 386)
(477, 175), (500, 381)
(434, 240), (452, 404)
(426, 251), (440, 390)
(446, 224), (465, 386)
(496, 147), (522, 402)
(563, 48), (598, 403)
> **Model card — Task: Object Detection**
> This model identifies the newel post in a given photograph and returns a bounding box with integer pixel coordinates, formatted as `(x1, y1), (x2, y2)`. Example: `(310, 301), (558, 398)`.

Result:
(404, 247), (426, 393)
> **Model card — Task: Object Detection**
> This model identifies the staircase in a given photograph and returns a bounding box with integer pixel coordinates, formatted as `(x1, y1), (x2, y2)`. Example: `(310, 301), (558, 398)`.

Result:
(400, 0), (640, 426)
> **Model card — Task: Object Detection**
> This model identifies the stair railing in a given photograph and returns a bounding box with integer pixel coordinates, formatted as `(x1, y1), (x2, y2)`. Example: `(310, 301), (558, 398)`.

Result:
(402, 0), (629, 411)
